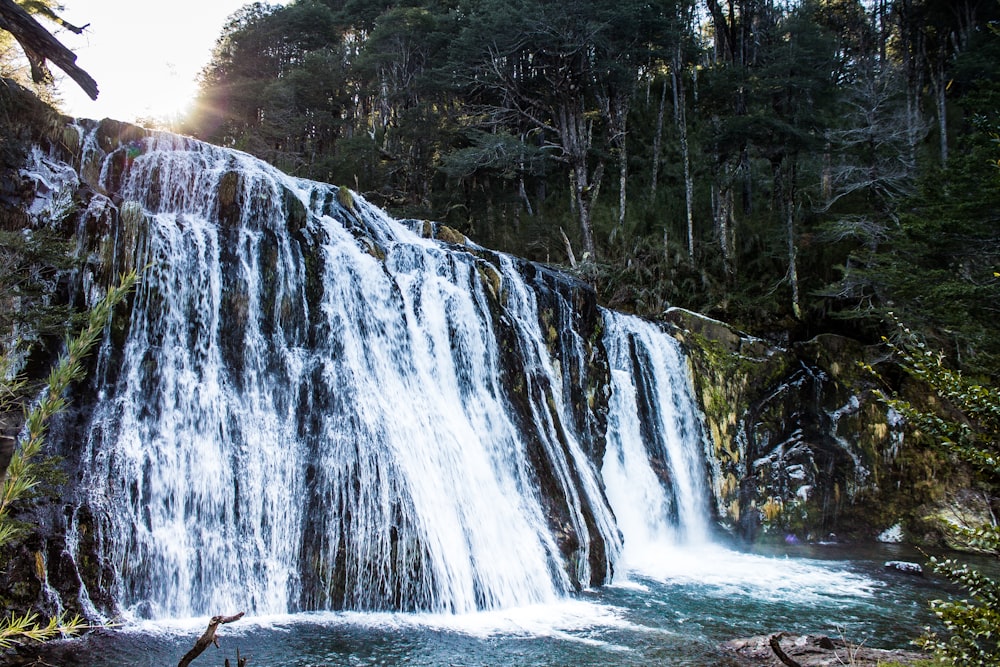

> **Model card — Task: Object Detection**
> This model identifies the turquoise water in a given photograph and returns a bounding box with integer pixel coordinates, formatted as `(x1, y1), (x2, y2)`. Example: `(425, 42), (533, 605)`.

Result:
(36, 542), (947, 666)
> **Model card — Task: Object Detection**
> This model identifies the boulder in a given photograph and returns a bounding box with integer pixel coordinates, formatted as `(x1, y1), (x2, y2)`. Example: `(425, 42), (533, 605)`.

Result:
(884, 561), (923, 576)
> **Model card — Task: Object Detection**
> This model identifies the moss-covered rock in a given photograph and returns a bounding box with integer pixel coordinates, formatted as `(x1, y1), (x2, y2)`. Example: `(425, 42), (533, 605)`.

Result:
(663, 308), (935, 543)
(337, 184), (355, 213)
(217, 170), (242, 228)
(434, 224), (467, 246)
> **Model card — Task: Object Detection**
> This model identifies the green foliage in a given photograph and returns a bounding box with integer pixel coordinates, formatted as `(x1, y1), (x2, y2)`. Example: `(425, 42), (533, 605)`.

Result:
(872, 324), (1000, 665)
(0, 228), (77, 350)
(1, 269), (138, 545)
(180, 0), (1000, 364)
(0, 610), (95, 649)
(876, 329), (1000, 481)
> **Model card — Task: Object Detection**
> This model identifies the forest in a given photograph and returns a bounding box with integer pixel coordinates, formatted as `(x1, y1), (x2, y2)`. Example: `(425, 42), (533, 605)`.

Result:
(178, 0), (1000, 379)
(1, 0), (1000, 663)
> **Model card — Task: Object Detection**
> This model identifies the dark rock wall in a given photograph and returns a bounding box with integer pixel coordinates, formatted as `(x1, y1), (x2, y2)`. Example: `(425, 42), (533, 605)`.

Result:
(663, 308), (944, 543)
(12, 118), (619, 616)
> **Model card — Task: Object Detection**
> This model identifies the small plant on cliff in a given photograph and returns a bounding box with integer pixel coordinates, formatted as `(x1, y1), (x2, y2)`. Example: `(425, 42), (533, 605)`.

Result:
(866, 321), (1000, 666)
(0, 270), (137, 647)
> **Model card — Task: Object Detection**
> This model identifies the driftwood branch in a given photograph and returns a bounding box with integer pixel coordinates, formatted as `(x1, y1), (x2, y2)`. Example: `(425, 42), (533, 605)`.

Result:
(223, 648), (249, 667)
(0, 0), (98, 99)
(177, 612), (245, 667)
(769, 633), (804, 667)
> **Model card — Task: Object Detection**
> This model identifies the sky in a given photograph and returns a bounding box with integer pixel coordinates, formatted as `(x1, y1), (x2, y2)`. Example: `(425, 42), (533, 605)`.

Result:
(56, 0), (289, 124)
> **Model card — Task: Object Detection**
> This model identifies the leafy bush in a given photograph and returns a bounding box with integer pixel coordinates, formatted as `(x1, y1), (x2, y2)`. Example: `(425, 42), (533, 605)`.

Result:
(870, 322), (999, 665)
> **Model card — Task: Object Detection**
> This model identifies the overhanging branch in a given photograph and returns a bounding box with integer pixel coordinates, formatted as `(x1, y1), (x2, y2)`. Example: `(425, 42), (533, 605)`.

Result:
(0, 0), (98, 100)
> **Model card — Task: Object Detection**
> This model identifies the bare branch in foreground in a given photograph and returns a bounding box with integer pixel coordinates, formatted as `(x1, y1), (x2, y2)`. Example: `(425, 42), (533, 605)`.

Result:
(177, 612), (245, 667)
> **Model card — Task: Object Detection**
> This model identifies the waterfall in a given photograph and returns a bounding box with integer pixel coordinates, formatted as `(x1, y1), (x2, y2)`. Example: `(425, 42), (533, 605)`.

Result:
(51, 122), (715, 620)
(600, 311), (712, 570)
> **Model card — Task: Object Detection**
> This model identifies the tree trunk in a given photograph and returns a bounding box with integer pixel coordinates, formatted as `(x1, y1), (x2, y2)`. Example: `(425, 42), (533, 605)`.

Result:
(177, 613), (245, 667)
(617, 121), (627, 230)
(560, 227), (577, 268)
(617, 145), (627, 229)
(774, 157), (802, 319)
(650, 79), (667, 199)
(876, 0), (888, 64)
(601, 92), (632, 227)
(787, 199), (801, 320)
(739, 144), (752, 215)
(935, 56), (948, 165)
(672, 47), (695, 262)
(712, 183), (735, 277)
(559, 97), (601, 259)
(573, 158), (604, 259)
(769, 634), (804, 667)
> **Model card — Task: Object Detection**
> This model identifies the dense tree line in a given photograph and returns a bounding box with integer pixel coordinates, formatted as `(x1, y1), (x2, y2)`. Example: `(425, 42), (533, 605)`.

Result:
(184, 0), (1000, 376)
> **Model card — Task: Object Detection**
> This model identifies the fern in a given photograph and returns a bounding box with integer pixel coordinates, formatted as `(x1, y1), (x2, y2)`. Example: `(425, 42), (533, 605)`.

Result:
(0, 611), (96, 649)
(0, 270), (137, 543)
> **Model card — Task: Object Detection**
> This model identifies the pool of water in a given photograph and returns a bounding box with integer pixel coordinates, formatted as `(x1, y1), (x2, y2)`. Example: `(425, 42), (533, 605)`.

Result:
(35, 542), (949, 666)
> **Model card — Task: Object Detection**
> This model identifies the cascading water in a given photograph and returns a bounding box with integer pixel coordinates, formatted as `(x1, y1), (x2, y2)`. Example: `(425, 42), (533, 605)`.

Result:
(12, 121), (934, 667)
(61, 124), (709, 620)
(600, 312), (712, 572)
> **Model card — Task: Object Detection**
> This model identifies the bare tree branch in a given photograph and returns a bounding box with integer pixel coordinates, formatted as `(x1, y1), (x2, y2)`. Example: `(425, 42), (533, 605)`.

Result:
(0, 0), (98, 99)
(177, 612), (245, 667)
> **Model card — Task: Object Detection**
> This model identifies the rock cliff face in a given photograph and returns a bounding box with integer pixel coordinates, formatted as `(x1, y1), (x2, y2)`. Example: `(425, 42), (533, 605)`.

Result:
(662, 308), (954, 543)
(7, 117), (626, 618)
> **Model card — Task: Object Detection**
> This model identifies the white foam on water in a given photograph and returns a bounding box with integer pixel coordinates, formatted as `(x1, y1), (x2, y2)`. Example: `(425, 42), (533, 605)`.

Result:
(109, 599), (660, 652)
(616, 542), (880, 605)
(600, 311), (712, 566)
(598, 312), (879, 609)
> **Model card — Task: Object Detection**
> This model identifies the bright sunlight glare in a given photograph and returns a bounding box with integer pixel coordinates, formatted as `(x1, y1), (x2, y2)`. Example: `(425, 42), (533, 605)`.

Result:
(56, 1), (290, 126)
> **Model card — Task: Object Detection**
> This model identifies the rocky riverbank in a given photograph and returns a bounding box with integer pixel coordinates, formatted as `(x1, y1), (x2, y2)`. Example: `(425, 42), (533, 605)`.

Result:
(722, 633), (927, 666)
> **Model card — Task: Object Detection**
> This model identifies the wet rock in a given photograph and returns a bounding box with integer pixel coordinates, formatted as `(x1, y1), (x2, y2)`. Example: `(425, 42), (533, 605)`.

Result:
(722, 632), (927, 666)
(663, 308), (925, 543)
(884, 560), (923, 576)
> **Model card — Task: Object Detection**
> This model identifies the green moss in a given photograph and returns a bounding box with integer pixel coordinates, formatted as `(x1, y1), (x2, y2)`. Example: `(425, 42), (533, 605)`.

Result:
(218, 171), (240, 207)
(358, 235), (386, 261)
(61, 125), (80, 157)
(283, 187), (308, 234)
(217, 171), (243, 228)
(337, 185), (355, 212)
(477, 263), (504, 304)
(435, 224), (467, 245)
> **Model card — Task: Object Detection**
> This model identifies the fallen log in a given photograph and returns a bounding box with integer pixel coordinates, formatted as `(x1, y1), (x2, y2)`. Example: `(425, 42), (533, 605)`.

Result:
(177, 612), (245, 667)
(722, 632), (927, 666)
